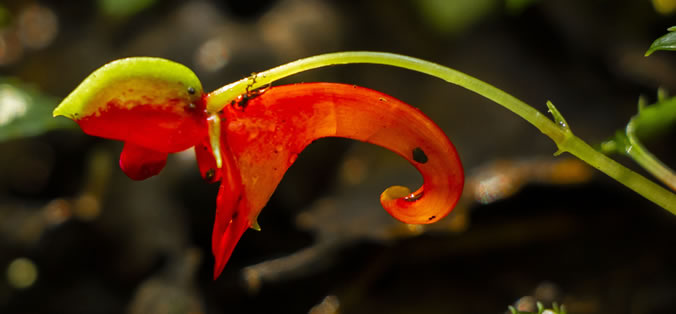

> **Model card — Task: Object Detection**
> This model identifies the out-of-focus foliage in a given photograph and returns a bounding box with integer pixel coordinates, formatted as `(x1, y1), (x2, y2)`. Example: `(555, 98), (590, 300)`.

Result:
(0, 78), (74, 142)
(98, 0), (158, 18)
(0, 3), (59, 65)
(646, 26), (676, 56)
(414, 0), (544, 32)
(653, 0), (676, 15)
(505, 0), (541, 15)
(0, 5), (10, 27)
(414, 0), (498, 35)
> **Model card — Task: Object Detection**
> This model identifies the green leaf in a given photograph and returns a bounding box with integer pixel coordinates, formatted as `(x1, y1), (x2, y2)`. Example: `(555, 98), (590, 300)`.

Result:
(645, 26), (676, 56)
(0, 78), (75, 142)
(632, 94), (676, 140)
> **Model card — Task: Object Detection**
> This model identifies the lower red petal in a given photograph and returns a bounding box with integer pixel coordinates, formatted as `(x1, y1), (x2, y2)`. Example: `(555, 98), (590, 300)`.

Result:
(195, 140), (222, 183)
(119, 142), (168, 180)
(211, 180), (250, 279)
(209, 143), (251, 279)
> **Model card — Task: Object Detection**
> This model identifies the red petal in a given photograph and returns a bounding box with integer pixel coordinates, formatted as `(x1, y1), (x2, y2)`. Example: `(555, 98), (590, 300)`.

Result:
(76, 102), (206, 153)
(221, 83), (463, 225)
(207, 83), (464, 278)
(73, 88), (208, 179)
(209, 144), (250, 279)
(194, 139), (222, 183)
(211, 183), (249, 279)
(119, 142), (168, 180)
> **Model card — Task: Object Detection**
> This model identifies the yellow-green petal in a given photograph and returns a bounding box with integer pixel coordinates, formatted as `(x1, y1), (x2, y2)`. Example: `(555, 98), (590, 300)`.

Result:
(53, 57), (203, 119)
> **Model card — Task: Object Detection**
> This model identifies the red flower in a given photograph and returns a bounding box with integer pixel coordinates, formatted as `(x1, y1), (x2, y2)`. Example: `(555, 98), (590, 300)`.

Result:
(54, 58), (464, 279)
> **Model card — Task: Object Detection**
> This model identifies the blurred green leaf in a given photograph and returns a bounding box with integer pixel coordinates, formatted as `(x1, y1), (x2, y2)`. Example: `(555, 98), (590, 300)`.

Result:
(415, 0), (498, 35)
(653, 0), (676, 15)
(98, 0), (157, 18)
(0, 5), (10, 27)
(505, 0), (541, 15)
(0, 78), (75, 142)
(645, 26), (676, 56)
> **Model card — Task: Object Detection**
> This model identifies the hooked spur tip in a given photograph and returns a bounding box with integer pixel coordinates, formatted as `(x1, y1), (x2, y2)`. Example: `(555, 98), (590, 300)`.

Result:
(380, 185), (443, 224)
(380, 185), (412, 202)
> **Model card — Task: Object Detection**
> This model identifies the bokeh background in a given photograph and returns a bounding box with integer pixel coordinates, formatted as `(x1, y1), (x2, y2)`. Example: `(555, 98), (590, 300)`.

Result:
(1, 0), (676, 313)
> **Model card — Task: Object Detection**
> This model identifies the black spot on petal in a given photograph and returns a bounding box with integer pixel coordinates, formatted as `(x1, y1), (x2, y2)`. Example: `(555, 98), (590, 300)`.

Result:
(205, 169), (215, 181)
(412, 147), (428, 164)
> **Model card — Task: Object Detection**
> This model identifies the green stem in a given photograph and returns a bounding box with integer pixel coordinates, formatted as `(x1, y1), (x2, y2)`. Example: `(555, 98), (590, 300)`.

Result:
(625, 117), (676, 191)
(600, 93), (676, 191)
(206, 51), (676, 213)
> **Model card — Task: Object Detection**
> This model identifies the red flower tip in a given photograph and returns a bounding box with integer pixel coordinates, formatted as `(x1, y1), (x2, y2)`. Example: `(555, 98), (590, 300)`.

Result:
(211, 207), (250, 279)
(119, 142), (168, 180)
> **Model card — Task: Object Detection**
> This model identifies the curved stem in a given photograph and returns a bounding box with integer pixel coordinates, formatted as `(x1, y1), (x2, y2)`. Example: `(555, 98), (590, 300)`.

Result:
(625, 117), (676, 191)
(207, 51), (676, 213)
(600, 93), (676, 191)
(207, 52), (561, 141)
(566, 135), (675, 209)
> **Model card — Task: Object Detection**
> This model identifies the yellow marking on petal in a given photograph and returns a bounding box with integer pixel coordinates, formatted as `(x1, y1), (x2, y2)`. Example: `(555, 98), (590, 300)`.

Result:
(381, 185), (412, 201)
(207, 113), (223, 169)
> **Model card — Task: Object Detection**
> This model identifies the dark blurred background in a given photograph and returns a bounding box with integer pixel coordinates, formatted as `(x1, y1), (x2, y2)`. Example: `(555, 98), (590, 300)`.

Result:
(1, 0), (676, 313)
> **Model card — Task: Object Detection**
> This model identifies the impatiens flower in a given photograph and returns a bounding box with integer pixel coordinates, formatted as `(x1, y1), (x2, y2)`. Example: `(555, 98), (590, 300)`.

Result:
(54, 57), (464, 279)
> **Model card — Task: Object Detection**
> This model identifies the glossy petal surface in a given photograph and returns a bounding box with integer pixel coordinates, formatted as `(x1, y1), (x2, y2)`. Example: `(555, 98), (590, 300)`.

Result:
(209, 83), (464, 278)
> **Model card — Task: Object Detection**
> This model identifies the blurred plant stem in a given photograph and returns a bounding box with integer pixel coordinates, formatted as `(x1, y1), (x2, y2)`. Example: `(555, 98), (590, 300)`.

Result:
(207, 51), (676, 213)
